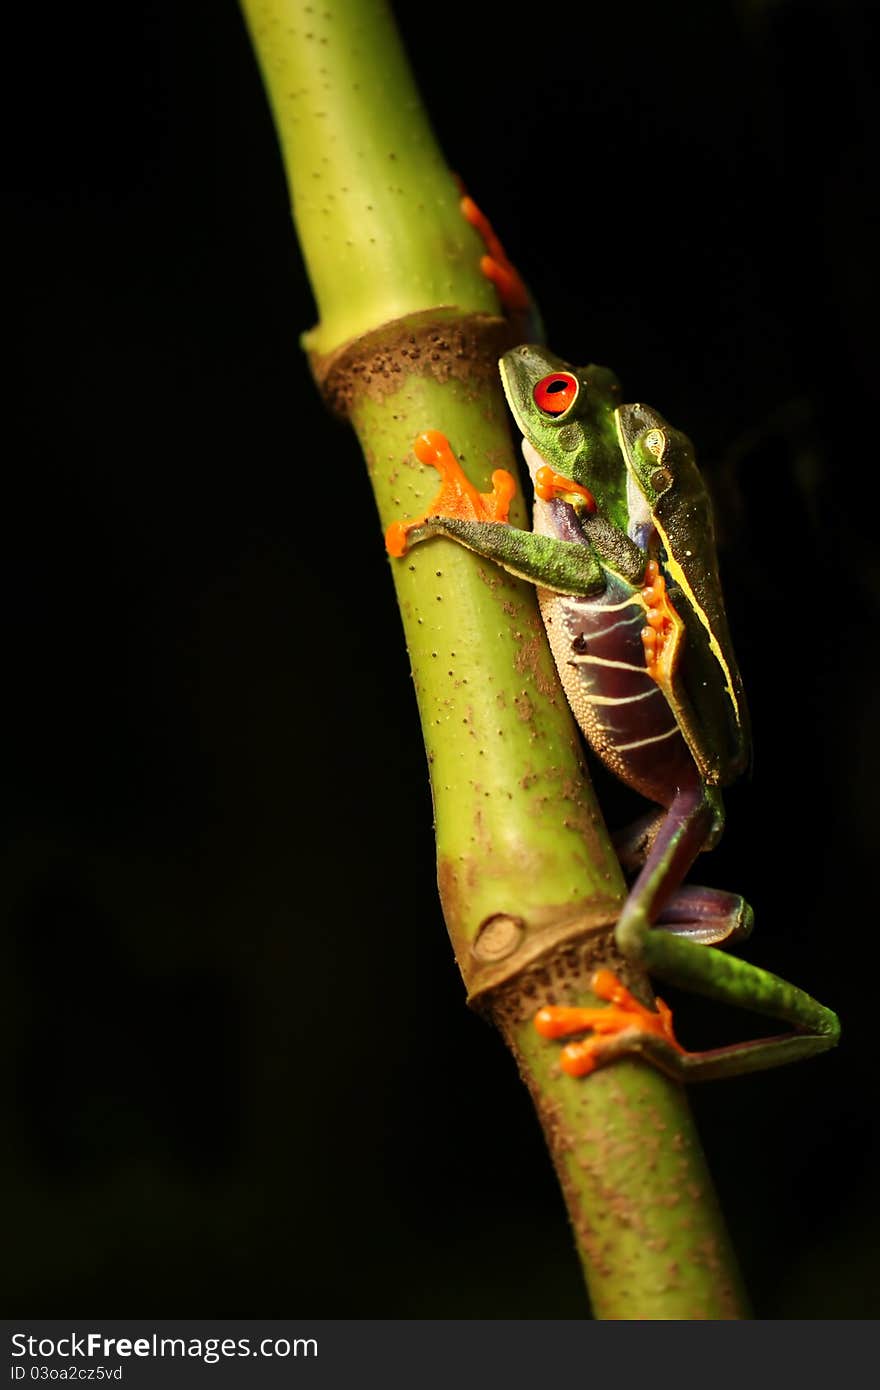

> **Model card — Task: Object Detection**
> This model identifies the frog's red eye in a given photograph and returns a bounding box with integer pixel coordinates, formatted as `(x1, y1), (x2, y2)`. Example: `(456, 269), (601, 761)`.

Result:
(533, 372), (578, 416)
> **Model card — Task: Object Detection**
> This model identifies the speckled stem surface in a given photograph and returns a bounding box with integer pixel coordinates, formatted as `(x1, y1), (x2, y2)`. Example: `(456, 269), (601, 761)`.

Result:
(492, 934), (749, 1318)
(240, 0), (749, 1318)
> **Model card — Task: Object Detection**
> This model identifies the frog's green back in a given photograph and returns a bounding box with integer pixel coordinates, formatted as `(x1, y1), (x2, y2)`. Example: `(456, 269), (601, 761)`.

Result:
(616, 404), (750, 783)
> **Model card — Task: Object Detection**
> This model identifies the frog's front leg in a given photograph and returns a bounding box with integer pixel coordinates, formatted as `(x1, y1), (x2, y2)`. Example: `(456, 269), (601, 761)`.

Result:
(386, 430), (606, 596)
(538, 773), (840, 1081)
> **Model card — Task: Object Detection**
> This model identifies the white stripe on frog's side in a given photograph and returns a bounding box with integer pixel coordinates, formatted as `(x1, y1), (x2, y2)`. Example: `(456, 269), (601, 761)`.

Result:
(615, 726), (680, 752)
(568, 654), (654, 675)
(579, 689), (660, 706)
(583, 615), (644, 642)
(596, 594), (645, 613)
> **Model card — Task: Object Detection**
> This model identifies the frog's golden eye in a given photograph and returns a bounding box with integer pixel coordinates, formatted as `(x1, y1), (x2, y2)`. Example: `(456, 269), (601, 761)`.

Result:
(534, 372), (578, 416)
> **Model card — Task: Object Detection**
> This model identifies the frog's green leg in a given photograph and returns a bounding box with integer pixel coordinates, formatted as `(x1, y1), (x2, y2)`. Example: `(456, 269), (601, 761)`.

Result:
(408, 516), (606, 595)
(537, 777), (840, 1080)
(387, 430), (605, 596)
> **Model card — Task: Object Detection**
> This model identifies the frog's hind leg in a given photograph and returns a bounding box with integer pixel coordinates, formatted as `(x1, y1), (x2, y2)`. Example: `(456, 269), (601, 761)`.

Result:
(536, 776), (839, 1080)
(614, 809), (753, 948)
(613, 807), (666, 872)
(655, 885), (755, 948)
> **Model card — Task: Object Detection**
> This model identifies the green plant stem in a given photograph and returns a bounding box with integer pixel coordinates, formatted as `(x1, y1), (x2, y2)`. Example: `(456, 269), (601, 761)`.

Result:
(240, 0), (749, 1317)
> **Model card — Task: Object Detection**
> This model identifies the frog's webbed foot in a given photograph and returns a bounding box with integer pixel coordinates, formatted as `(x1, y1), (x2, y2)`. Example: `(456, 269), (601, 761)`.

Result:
(459, 188), (543, 343)
(535, 969), (685, 1078)
(385, 430), (516, 558)
(386, 431), (606, 593)
(534, 967), (838, 1083)
(460, 193), (530, 315)
(639, 559), (686, 690)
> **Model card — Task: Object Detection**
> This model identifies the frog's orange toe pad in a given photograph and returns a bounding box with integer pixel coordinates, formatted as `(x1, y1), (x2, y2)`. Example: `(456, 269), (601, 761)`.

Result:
(560, 1041), (602, 1078)
(479, 254), (530, 313)
(413, 429), (450, 469)
(591, 968), (642, 1008)
(490, 469), (517, 512)
(535, 1004), (607, 1039)
(385, 520), (410, 559)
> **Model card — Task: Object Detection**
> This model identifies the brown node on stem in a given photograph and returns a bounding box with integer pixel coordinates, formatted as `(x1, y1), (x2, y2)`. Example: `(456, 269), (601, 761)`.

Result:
(307, 309), (517, 419)
(484, 928), (651, 1032)
(440, 851), (621, 1005)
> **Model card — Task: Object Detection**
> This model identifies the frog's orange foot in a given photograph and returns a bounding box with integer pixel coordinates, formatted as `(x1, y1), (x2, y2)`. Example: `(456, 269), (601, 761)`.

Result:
(534, 464), (597, 512)
(534, 968), (684, 1077)
(640, 559), (684, 684)
(460, 193), (531, 313)
(385, 430), (516, 558)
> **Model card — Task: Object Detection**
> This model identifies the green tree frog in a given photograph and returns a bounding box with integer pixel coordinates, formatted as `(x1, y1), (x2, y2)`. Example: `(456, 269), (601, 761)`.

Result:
(385, 343), (840, 1081)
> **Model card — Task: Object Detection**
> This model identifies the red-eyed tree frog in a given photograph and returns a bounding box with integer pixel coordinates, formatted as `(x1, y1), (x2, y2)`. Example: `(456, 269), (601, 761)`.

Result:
(385, 340), (840, 1082)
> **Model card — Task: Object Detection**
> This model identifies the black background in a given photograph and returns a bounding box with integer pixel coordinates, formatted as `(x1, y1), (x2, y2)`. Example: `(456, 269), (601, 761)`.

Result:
(4, 0), (879, 1317)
